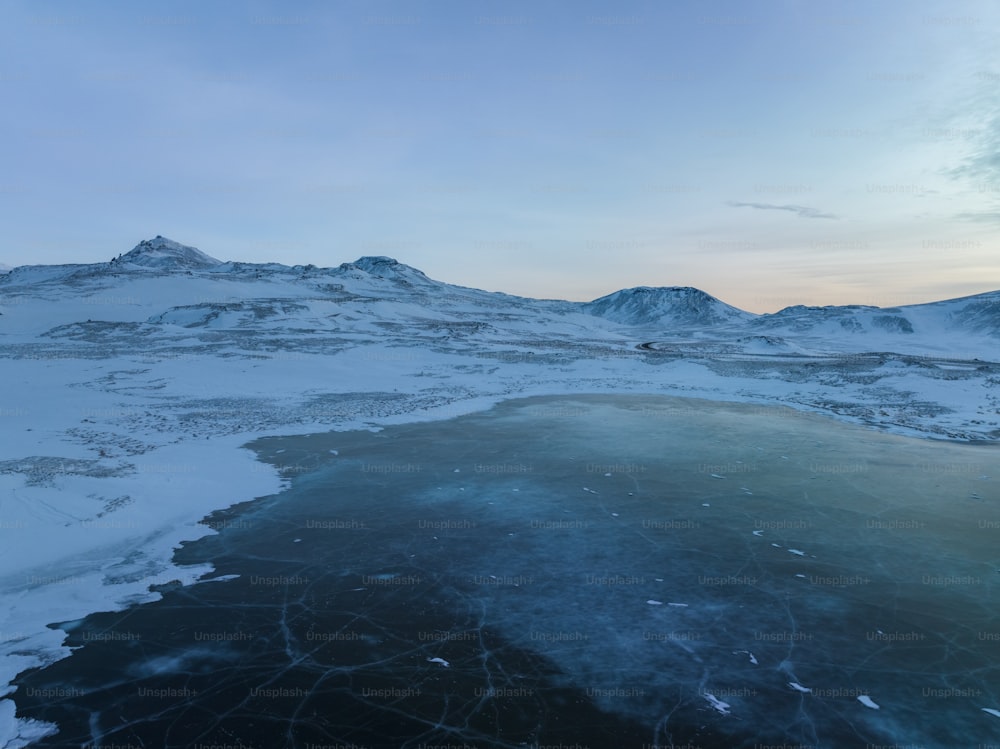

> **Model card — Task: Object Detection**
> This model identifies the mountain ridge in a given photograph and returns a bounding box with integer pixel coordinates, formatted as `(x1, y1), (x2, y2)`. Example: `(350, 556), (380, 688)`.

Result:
(2, 236), (998, 339)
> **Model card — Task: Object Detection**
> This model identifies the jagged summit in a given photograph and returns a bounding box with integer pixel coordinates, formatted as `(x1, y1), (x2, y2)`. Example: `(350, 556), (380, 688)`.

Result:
(352, 256), (401, 271)
(585, 286), (754, 327)
(336, 255), (433, 283)
(118, 236), (222, 269)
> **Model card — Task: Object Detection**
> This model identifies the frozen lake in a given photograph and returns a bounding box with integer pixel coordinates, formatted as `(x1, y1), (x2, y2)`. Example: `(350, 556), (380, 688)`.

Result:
(13, 394), (1000, 748)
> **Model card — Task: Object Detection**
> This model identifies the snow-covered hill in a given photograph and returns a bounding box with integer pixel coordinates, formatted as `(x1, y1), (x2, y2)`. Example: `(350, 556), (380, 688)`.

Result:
(742, 292), (999, 358)
(584, 286), (755, 328)
(0, 236), (998, 747)
(913, 289), (1000, 337)
(118, 235), (223, 269)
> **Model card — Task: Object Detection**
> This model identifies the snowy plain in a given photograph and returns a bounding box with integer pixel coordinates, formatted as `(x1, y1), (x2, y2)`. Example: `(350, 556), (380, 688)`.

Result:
(0, 236), (998, 746)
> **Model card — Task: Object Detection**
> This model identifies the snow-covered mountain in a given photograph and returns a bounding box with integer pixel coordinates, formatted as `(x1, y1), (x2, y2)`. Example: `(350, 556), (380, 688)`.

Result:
(2, 236), (998, 355)
(584, 285), (755, 327)
(2, 236), (999, 353)
(118, 235), (222, 269)
(334, 254), (440, 287)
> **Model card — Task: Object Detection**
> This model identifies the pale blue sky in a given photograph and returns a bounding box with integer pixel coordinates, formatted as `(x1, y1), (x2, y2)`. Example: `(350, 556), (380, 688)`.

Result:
(1, 0), (998, 311)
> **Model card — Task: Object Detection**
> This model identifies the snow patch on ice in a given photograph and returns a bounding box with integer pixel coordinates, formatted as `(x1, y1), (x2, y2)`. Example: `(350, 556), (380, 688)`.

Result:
(704, 692), (731, 715)
(0, 698), (57, 748)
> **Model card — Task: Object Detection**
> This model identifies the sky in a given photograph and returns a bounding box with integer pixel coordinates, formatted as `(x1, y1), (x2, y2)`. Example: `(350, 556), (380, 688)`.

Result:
(1, 0), (998, 312)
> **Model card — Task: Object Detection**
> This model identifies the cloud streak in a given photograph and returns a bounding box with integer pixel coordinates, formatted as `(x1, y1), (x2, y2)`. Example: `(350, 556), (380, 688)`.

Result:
(954, 211), (1000, 224)
(727, 201), (839, 220)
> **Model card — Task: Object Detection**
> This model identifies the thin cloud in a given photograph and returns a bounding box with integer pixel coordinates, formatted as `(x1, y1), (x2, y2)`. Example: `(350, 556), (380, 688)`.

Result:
(941, 85), (1000, 184)
(727, 201), (839, 220)
(948, 141), (1000, 182)
(954, 211), (1000, 223)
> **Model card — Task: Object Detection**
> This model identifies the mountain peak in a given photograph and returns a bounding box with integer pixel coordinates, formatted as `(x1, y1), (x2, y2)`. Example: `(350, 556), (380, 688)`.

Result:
(352, 256), (401, 272)
(119, 236), (222, 269)
(337, 255), (432, 283)
(585, 285), (754, 326)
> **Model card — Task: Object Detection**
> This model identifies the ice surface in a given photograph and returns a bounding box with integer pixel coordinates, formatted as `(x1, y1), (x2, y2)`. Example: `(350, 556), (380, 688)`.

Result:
(8, 396), (998, 748)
